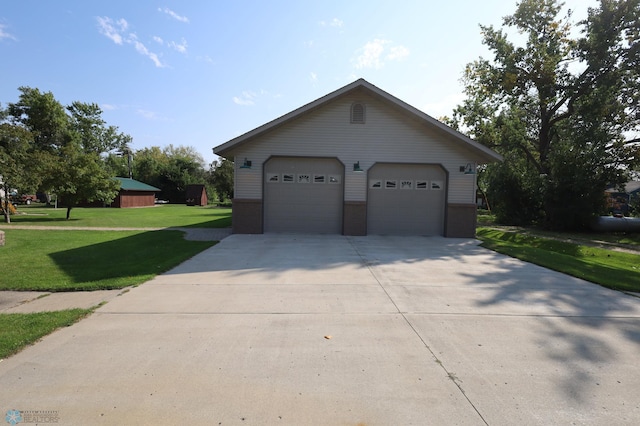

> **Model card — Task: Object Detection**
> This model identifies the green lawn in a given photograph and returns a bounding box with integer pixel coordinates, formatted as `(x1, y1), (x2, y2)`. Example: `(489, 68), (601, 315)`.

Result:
(0, 309), (92, 359)
(0, 229), (217, 291)
(6, 204), (232, 229)
(476, 228), (640, 293)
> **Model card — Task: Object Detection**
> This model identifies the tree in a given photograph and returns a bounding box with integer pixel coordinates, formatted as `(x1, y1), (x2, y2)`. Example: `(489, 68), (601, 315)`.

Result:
(0, 124), (36, 223)
(7, 87), (68, 152)
(42, 141), (120, 220)
(453, 0), (640, 229)
(133, 145), (206, 203)
(6, 88), (130, 218)
(66, 101), (132, 155)
(208, 157), (234, 202)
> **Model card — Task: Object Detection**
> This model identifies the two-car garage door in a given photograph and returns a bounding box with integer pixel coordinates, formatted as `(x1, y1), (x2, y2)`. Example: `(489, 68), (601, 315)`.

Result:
(263, 158), (446, 236)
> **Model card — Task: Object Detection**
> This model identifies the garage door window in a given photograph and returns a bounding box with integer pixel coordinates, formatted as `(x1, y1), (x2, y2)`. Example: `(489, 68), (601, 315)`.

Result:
(297, 174), (311, 184)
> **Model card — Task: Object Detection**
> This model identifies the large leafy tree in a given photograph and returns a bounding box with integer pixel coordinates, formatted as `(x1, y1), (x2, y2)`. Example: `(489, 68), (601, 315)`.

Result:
(6, 87), (129, 218)
(67, 101), (132, 155)
(7, 87), (68, 152)
(453, 0), (640, 229)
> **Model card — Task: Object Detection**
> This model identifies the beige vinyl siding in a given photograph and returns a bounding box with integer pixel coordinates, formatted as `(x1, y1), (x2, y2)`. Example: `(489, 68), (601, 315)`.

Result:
(231, 91), (478, 203)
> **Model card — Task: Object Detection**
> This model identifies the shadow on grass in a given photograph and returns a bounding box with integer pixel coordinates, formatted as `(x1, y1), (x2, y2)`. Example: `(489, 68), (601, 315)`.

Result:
(180, 216), (232, 229)
(47, 231), (216, 291)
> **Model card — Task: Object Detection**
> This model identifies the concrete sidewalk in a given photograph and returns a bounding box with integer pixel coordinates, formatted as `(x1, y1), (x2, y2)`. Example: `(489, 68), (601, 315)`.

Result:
(1, 234), (639, 425)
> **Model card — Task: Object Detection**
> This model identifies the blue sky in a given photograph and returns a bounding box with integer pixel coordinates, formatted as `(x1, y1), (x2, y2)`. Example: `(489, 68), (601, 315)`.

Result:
(1, 1), (595, 165)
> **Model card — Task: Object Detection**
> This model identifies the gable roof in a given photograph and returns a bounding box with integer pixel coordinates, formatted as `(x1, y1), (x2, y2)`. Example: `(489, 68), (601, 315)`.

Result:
(213, 78), (502, 163)
(115, 177), (161, 192)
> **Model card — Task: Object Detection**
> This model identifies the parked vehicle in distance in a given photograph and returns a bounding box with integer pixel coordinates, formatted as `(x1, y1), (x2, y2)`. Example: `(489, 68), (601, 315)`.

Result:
(10, 194), (39, 205)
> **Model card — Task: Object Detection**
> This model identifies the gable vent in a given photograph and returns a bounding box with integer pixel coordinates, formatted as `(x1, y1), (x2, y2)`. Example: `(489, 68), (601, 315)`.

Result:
(351, 103), (366, 124)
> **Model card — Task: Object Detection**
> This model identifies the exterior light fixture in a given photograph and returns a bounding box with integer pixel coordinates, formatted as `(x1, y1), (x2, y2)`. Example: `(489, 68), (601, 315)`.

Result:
(353, 161), (364, 172)
(240, 158), (252, 169)
(460, 163), (476, 174)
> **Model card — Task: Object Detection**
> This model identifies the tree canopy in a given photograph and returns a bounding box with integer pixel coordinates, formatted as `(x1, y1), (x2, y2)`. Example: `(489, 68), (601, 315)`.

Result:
(452, 0), (640, 229)
(1, 87), (129, 219)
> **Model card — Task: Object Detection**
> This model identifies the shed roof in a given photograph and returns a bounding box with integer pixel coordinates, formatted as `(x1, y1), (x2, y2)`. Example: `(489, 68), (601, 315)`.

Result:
(115, 177), (161, 192)
(213, 78), (502, 163)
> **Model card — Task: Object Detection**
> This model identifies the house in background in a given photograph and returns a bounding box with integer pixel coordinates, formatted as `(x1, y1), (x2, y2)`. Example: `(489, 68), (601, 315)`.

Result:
(214, 79), (502, 237)
(111, 177), (160, 208)
(185, 184), (208, 206)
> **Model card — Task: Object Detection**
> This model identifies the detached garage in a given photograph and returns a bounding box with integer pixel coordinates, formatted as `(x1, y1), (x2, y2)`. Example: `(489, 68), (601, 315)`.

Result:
(213, 79), (501, 237)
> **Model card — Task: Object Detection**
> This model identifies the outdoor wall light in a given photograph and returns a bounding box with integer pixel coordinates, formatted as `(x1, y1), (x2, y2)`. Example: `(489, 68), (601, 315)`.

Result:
(460, 163), (476, 174)
(353, 161), (364, 172)
(240, 158), (252, 169)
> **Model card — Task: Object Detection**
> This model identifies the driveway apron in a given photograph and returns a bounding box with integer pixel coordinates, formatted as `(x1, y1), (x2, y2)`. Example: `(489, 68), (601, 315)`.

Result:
(0, 234), (639, 425)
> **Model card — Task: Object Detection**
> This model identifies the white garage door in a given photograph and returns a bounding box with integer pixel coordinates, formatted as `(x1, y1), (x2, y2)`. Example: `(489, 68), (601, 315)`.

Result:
(367, 163), (446, 235)
(264, 157), (344, 233)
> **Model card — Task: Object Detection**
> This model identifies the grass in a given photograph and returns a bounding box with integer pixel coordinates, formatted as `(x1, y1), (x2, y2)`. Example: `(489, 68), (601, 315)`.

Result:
(0, 309), (92, 359)
(476, 227), (640, 293)
(0, 229), (217, 291)
(5, 204), (232, 229)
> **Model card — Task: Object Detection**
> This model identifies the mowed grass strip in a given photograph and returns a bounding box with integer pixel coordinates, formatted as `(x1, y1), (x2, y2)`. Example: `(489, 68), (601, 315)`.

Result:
(0, 309), (92, 359)
(0, 229), (216, 291)
(6, 205), (232, 229)
(476, 228), (640, 293)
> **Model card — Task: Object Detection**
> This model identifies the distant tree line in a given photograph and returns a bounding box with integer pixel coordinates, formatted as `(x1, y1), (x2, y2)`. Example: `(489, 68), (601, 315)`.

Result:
(1, 87), (234, 222)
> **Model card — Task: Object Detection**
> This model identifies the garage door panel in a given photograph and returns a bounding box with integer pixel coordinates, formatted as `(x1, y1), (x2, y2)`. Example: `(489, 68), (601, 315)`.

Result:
(367, 164), (445, 236)
(264, 157), (344, 234)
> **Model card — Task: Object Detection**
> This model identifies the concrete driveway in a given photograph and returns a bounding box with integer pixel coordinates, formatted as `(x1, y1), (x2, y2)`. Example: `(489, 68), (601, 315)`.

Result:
(1, 234), (639, 425)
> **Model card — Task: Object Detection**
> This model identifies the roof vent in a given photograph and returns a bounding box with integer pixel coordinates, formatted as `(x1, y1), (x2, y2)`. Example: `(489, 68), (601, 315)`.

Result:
(351, 103), (366, 124)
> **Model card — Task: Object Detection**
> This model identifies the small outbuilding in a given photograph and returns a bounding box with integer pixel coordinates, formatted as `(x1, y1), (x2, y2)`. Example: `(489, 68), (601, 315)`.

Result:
(112, 177), (161, 208)
(213, 79), (502, 237)
(185, 184), (208, 206)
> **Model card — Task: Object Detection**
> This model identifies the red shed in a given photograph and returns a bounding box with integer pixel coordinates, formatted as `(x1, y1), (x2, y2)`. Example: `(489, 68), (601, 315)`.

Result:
(185, 184), (208, 206)
(112, 177), (161, 208)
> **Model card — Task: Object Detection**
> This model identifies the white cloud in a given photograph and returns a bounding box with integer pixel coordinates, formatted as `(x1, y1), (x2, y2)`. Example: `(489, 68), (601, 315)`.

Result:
(96, 17), (165, 68)
(309, 72), (318, 83)
(353, 39), (388, 69)
(153, 36), (164, 44)
(96, 16), (128, 45)
(168, 38), (188, 54)
(352, 39), (410, 69)
(320, 18), (343, 28)
(158, 7), (189, 23)
(232, 89), (281, 106)
(101, 103), (117, 111)
(129, 34), (165, 68)
(0, 23), (17, 41)
(233, 91), (257, 106)
(387, 45), (410, 61)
